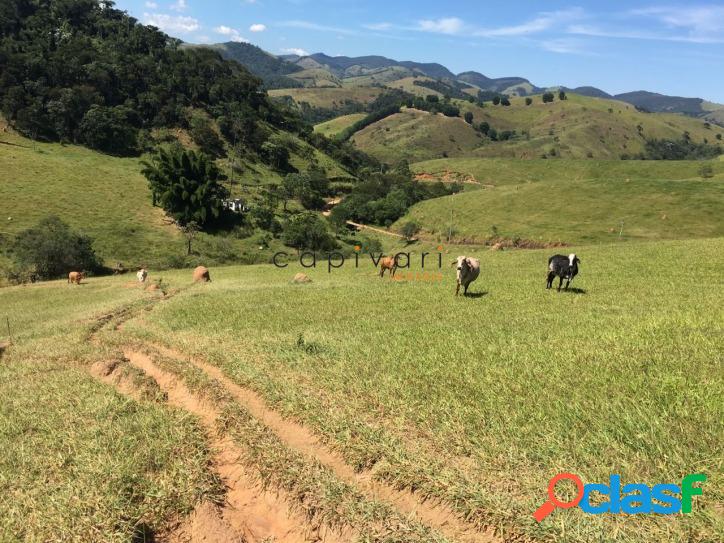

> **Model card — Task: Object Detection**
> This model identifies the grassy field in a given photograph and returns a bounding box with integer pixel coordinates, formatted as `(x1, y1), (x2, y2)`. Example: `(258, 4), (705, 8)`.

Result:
(314, 113), (368, 137)
(348, 93), (721, 162)
(455, 93), (720, 159)
(0, 128), (352, 274)
(0, 279), (221, 541)
(351, 108), (483, 163)
(1, 238), (722, 542)
(411, 156), (724, 186)
(109, 238), (722, 543)
(397, 158), (724, 244)
(269, 87), (385, 109)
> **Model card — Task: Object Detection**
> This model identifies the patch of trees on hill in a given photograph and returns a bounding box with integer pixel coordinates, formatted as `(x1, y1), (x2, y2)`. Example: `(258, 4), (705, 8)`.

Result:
(412, 79), (469, 100)
(643, 137), (722, 160)
(330, 162), (461, 227)
(0, 0), (293, 156)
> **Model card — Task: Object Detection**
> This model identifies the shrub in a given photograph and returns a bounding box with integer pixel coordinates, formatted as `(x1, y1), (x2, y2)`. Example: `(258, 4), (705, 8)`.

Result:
(79, 105), (138, 156)
(699, 164), (714, 179)
(542, 92), (555, 103)
(282, 212), (337, 251)
(9, 216), (102, 280)
(464, 111), (474, 124)
(400, 221), (421, 240)
(189, 113), (225, 157)
(525, 97), (533, 106)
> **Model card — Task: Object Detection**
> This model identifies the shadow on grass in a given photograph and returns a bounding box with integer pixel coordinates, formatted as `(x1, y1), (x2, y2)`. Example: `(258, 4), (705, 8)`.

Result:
(464, 291), (488, 299)
(561, 287), (587, 294)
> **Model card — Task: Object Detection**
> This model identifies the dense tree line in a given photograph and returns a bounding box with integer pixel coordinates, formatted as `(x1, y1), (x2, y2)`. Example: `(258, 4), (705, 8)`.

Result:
(0, 0), (286, 155)
(413, 79), (468, 100)
(330, 163), (461, 227)
(643, 138), (722, 160)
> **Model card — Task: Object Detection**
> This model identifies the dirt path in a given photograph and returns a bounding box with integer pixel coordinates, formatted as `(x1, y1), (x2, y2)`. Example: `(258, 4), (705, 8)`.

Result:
(345, 221), (416, 240)
(123, 348), (347, 543)
(149, 343), (500, 543)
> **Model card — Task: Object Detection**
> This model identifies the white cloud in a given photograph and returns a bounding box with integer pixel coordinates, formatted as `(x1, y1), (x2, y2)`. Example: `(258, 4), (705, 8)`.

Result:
(364, 22), (393, 31)
(214, 25), (248, 42)
(169, 0), (188, 12)
(539, 37), (591, 54)
(144, 1), (158, 8)
(417, 17), (464, 35)
(143, 13), (199, 33)
(249, 23), (266, 32)
(280, 47), (309, 56)
(279, 20), (359, 35)
(630, 5), (724, 35)
(485, 8), (583, 36)
(567, 23), (724, 44)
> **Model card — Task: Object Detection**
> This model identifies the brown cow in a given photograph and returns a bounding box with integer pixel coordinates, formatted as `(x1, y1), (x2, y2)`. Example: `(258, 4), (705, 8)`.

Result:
(379, 255), (398, 278)
(193, 266), (211, 282)
(68, 271), (84, 285)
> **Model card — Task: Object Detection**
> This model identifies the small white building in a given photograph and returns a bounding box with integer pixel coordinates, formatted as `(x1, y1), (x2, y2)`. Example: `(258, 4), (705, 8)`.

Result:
(223, 199), (250, 214)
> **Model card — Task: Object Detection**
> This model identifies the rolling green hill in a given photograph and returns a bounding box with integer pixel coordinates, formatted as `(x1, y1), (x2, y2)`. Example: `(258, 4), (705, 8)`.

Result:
(350, 108), (483, 163)
(314, 113), (367, 137)
(350, 93), (721, 162)
(268, 87), (385, 109)
(395, 157), (724, 244)
(0, 126), (351, 273)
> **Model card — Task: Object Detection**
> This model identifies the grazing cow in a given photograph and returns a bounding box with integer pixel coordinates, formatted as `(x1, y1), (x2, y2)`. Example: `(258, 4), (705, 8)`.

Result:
(379, 255), (398, 278)
(193, 265), (211, 282)
(68, 271), (84, 285)
(452, 256), (480, 296)
(546, 253), (580, 291)
(137, 268), (148, 283)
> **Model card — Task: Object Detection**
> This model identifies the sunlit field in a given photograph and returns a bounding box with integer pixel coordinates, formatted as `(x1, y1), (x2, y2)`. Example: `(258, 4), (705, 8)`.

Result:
(109, 238), (724, 543)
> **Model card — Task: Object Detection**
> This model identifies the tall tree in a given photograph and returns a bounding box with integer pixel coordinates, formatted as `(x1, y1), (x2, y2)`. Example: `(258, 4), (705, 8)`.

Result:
(141, 147), (228, 227)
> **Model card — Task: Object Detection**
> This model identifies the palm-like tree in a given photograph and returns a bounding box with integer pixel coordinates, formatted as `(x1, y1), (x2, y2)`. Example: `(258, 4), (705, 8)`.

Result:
(141, 147), (228, 226)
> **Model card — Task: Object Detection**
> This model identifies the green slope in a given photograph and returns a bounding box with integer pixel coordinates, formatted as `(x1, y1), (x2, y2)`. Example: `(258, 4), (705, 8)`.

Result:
(348, 93), (721, 163)
(314, 113), (367, 137)
(0, 128), (350, 272)
(395, 157), (724, 244)
(350, 108), (483, 163)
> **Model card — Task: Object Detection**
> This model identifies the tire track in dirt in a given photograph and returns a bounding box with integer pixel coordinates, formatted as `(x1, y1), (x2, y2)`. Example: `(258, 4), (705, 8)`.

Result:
(148, 343), (501, 543)
(123, 348), (350, 543)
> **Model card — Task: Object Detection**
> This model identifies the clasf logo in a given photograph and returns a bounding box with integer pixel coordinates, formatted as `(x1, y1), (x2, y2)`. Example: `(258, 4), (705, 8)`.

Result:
(533, 473), (707, 522)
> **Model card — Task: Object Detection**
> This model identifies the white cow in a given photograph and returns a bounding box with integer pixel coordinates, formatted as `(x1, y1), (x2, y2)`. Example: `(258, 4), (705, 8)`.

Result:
(137, 268), (148, 283)
(453, 256), (480, 296)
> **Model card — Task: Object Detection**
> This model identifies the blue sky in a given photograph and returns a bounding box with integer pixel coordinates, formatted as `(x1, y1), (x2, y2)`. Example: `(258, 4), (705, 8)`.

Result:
(115, 1), (724, 102)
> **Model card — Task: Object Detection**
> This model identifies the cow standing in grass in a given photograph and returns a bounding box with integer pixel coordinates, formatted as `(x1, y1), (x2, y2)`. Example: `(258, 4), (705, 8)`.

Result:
(379, 255), (398, 278)
(453, 256), (480, 296)
(68, 271), (84, 285)
(137, 268), (148, 283)
(546, 253), (580, 291)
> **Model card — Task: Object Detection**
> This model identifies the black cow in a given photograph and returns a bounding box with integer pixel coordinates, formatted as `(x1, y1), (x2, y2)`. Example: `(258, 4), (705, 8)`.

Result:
(546, 253), (580, 291)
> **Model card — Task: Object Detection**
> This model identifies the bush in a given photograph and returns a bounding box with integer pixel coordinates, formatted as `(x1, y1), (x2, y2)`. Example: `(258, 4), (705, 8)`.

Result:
(282, 212), (337, 251)
(699, 164), (714, 178)
(542, 92), (555, 103)
(525, 97), (533, 106)
(400, 221), (421, 240)
(189, 113), (225, 157)
(79, 105), (138, 156)
(464, 111), (474, 124)
(9, 216), (102, 280)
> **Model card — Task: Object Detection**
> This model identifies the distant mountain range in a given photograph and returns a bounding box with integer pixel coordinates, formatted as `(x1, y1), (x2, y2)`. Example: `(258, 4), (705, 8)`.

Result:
(199, 41), (723, 121)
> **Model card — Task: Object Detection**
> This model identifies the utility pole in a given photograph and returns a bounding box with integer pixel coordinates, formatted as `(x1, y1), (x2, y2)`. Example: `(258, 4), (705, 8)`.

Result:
(448, 207), (453, 242)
